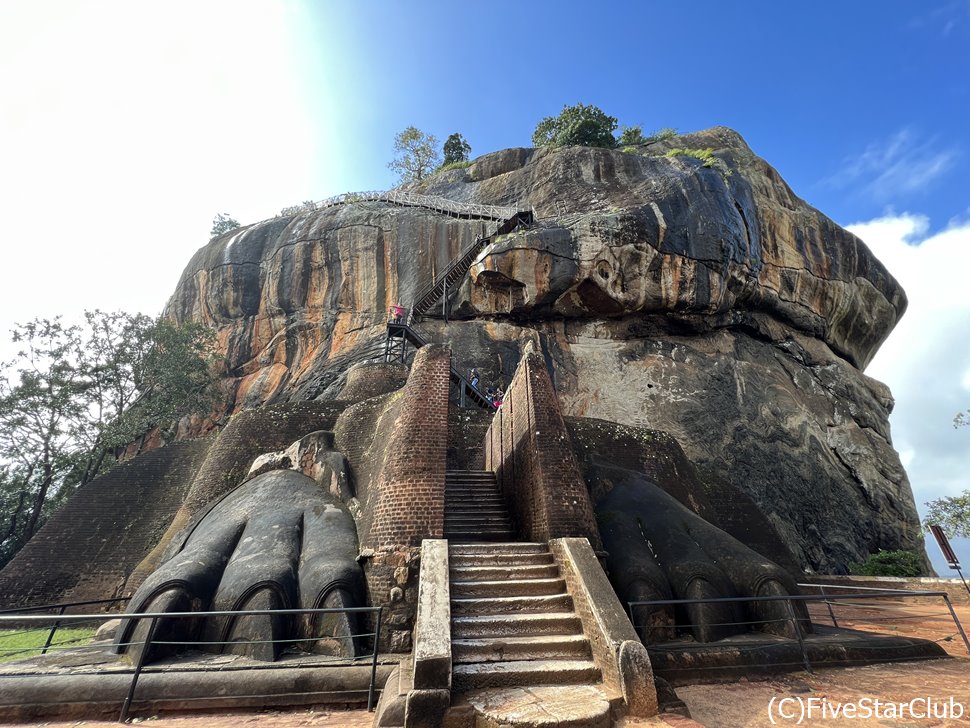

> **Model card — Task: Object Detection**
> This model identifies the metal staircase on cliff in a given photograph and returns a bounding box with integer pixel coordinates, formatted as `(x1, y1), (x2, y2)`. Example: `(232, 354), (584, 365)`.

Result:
(381, 202), (532, 410)
(410, 209), (532, 320)
(383, 316), (493, 410)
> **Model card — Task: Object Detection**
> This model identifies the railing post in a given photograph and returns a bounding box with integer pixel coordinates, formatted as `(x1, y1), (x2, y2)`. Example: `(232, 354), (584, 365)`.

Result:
(816, 585), (839, 627)
(119, 616), (159, 723)
(941, 595), (970, 655)
(368, 607), (383, 711)
(784, 599), (812, 673)
(40, 605), (67, 655)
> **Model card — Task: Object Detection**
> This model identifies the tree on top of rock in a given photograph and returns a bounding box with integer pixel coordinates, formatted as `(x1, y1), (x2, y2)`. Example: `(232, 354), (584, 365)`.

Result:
(443, 133), (472, 165)
(532, 103), (618, 149)
(210, 213), (240, 238)
(388, 126), (441, 183)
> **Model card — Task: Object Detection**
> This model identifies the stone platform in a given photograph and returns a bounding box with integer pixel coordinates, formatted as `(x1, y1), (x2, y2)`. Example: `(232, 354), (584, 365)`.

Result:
(0, 641), (397, 722)
(647, 625), (949, 685)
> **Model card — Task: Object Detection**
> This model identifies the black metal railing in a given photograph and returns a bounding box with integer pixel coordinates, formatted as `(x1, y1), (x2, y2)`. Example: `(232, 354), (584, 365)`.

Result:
(628, 589), (970, 676)
(0, 605), (384, 722)
(0, 597), (130, 657)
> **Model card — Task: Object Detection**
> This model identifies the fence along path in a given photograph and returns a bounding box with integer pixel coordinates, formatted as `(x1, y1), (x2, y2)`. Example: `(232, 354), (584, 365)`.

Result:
(278, 190), (532, 225)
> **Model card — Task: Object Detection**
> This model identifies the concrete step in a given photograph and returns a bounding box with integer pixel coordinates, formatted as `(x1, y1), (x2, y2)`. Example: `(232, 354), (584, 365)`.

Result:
(444, 509), (509, 518)
(452, 593), (573, 616)
(452, 660), (602, 691)
(450, 543), (547, 554)
(452, 612), (583, 639)
(445, 534), (518, 543)
(445, 525), (517, 535)
(451, 578), (567, 598)
(444, 517), (514, 528)
(450, 564), (560, 581)
(449, 551), (555, 567)
(452, 635), (592, 664)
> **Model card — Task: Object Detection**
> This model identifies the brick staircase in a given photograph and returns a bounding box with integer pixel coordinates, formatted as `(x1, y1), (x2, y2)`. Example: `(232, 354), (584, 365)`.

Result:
(449, 543), (601, 689)
(443, 470), (515, 542)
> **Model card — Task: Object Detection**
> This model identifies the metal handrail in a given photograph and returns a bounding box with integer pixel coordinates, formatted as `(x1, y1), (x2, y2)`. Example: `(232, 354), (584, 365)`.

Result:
(0, 605), (385, 721)
(628, 588), (970, 673)
(308, 190), (527, 221)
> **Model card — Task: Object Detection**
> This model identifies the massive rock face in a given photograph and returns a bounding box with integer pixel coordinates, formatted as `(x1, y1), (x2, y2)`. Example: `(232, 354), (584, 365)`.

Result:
(165, 127), (923, 573)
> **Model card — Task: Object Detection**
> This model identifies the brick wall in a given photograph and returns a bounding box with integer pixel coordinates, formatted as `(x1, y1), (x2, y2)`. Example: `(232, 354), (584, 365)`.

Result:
(0, 439), (213, 609)
(484, 343), (600, 547)
(365, 344), (451, 549)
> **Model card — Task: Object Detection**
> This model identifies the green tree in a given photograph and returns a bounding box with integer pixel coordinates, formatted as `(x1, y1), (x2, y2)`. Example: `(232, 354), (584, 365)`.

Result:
(210, 213), (240, 237)
(0, 312), (217, 569)
(924, 491), (970, 539)
(618, 125), (647, 146)
(532, 103), (618, 149)
(388, 126), (441, 183)
(443, 133), (472, 165)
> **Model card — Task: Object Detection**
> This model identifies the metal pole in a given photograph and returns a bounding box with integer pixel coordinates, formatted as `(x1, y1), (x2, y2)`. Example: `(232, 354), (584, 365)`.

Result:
(941, 595), (970, 655)
(368, 607), (383, 711)
(442, 276), (447, 324)
(41, 605), (67, 655)
(119, 616), (159, 723)
(955, 567), (970, 598)
(784, 599), (812, 673)
(816, 585), (839, 627)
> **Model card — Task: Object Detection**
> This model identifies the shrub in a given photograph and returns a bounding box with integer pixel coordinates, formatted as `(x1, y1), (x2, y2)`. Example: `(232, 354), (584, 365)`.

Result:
(666, 147), (732, 177)
(436, 159), (473, 174)
(646, 127), (678, 143)
(848, 549), (924, 577)
(532, 103), (618, 149)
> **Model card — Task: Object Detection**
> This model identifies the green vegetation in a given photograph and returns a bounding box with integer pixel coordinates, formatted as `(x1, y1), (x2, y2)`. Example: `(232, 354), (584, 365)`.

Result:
(666, 147), (732, 177)
(279, 200), (318, 217)
(0, 627), (96, 663)
(443, 133), (471, 165)
(532, 103), (618, 149)
(436, 159), (473, 174)
(0, 313), (216, 569)
(848, 549), (924, 577)
(646, 127), (678, 142)
(924, 491), (970, 539)
(617, 125), (647, 146)
(388, 126), (441, 183)
(210, 213), (240, 237)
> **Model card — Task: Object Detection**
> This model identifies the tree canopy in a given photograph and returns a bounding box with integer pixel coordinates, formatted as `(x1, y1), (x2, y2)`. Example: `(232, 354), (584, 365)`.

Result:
(924, 490), (970, 539)
(210, 213), (240, 237)
(443, 133), (472, 165)
(532, 103), (619, 149)
(0, 311), (216, 568)
(388, 126), (441, 183)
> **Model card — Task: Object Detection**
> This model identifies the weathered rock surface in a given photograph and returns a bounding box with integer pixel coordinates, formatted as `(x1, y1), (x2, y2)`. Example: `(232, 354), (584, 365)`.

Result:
(159, 127), (921, 572)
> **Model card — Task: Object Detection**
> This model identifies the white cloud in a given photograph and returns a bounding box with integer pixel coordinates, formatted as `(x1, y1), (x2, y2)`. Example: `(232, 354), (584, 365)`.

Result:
(851, 213), (970, 573)
(827, 129), (958, 200)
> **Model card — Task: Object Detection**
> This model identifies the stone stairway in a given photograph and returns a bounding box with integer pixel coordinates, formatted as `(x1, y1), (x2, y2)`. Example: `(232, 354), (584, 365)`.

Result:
(448, 542), (615, 727)
(450, 542), (598, 690)
(443, 470), (515, 542)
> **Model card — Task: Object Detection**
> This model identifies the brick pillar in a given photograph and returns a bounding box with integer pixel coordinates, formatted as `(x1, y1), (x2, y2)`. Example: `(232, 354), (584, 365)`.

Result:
(366, 344), (451, 549)
(484, 342), (601, 547)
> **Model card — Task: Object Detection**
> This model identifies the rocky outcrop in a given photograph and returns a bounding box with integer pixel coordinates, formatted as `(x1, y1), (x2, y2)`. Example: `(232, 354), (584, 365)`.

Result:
(160, 127), (922, 573)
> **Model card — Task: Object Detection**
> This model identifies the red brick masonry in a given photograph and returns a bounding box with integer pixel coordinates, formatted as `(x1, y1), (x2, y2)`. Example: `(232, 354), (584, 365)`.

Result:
(485, 343), (600, 547)
(366, 345), (451, 548)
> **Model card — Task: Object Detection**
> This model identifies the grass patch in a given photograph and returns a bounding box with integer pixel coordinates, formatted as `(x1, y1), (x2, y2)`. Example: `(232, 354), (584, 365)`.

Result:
(665, 147), (732, 177)
(0, 627), (97, 662)
(435, 159), (473, 174)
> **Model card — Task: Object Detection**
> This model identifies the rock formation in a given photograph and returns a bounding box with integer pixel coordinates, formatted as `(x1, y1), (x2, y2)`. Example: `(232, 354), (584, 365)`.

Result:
(162, 127), (923, 574)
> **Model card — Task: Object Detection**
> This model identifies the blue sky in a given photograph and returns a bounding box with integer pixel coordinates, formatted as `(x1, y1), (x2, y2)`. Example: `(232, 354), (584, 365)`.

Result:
(1, 0), (969, 573)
